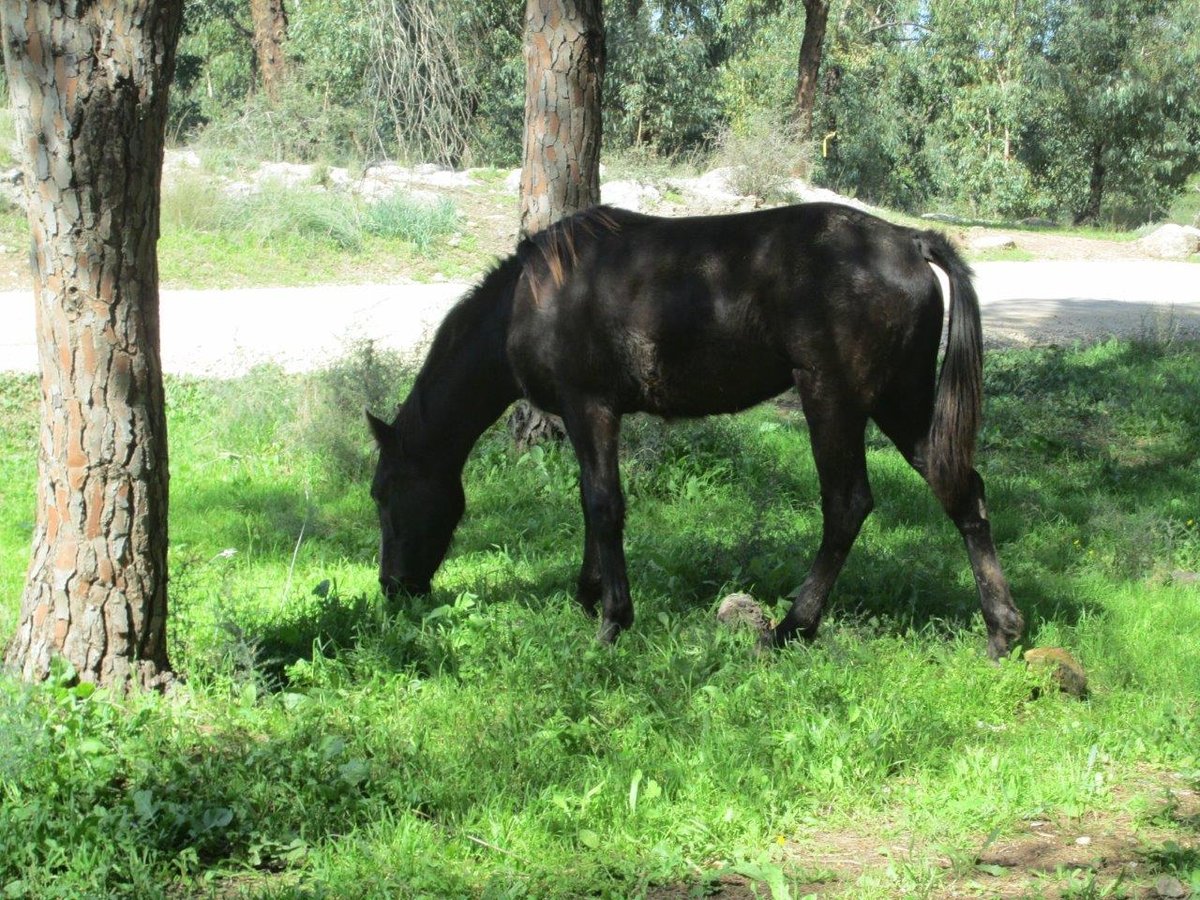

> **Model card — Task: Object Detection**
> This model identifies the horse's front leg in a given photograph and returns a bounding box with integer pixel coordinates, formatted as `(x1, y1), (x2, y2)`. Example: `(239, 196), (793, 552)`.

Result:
(563, 399), (633, 642)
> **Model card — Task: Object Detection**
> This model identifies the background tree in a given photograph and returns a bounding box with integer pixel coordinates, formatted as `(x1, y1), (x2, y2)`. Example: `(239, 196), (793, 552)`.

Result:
(793, 0), (830, 136)
(2, 0), (184, 689)
(511, 0), (606, 448)
(250, 0), (288, 101)
(161, 0), (1198, 227)
(1023, 0), (1200, 224)
(604, 0), (724, 154)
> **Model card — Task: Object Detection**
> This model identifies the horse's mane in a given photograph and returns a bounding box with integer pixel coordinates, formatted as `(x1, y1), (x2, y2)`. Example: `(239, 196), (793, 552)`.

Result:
(394, 254), (523, 443)
(517, 205), (634, 303)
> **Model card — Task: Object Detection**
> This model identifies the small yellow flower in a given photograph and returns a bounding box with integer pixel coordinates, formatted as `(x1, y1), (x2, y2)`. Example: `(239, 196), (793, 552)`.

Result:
(776, 835), (787, 846)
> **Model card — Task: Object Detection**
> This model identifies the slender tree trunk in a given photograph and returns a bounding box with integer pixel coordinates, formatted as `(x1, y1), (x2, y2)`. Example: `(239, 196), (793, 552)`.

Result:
(1074, 140), (1106, 225)
(793, 0), (830, 137)
(2, 0), (183, 690)
(250, 0), (288, 102)
(512, 0), (605, 447)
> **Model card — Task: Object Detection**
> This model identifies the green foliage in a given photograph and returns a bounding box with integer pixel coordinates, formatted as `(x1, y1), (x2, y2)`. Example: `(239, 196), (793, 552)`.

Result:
(191, 77), (372, 165)
(454, 2), (525, 166)
(605, 1), (726, 155)
(286, 0), (372, 107)
(166, 0), (1200, 226)
(1022, 0), (1200, 225)
(718, 0), (1200, 223)
(294, 341), (413, 480)
(3, 342), (1200, 895)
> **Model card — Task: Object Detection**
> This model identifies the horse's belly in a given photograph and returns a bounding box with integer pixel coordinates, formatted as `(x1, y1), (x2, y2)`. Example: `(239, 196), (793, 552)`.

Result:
(626, 334), (792, 416)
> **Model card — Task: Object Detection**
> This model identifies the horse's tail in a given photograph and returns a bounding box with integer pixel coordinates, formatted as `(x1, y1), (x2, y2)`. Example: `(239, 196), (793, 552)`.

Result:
(918, 231), (983, 506)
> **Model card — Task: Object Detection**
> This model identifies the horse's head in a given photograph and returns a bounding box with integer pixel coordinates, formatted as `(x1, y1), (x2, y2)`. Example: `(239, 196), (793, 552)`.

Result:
(367, 411), (465, 599)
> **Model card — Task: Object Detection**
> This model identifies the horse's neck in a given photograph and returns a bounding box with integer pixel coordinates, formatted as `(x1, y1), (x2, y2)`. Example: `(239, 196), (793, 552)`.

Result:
(402, 308), (520, 472)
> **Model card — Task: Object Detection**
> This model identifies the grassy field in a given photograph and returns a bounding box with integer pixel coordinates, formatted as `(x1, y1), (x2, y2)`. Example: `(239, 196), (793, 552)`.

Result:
(1, 338), (1198, 898)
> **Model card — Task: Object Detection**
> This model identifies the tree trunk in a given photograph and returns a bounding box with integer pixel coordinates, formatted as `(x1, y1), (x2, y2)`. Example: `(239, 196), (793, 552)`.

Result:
(512, 0), (605, 447)
(519, 0), (604, 235)
(1074, 140), (1106, 226)
(250, 0), (288, 102)
(793, 0), (830, 138)
(2, 0), (183, 690)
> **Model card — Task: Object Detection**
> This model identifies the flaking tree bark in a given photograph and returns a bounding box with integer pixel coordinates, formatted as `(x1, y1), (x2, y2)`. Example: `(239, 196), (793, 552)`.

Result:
(2, 0), (184, 690)
(512, 0), (605, 448)
(793, 0), (830, 138)
(250, 0), (287, 102)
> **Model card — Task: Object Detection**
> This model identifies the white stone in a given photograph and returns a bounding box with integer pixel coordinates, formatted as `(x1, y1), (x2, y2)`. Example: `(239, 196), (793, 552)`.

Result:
(601, 180), (661, 212)
(1139, 224), (1200, 260)
(969, 233), (1019, 252)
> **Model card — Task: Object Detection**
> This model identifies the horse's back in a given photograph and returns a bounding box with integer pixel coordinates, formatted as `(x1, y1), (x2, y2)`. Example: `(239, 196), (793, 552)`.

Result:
(507, 203), (944, 417)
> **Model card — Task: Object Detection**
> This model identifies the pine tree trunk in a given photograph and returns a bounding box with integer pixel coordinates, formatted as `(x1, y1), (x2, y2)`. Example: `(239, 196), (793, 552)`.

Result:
(793, 0), (830, 138)
(519, 0), (604, 235)
(2, 0), (184, 690)
(250, 0), (288, 102)
(513, 0), (605, 446)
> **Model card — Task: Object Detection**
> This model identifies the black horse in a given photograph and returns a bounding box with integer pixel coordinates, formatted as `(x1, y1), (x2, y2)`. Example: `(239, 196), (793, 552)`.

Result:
(367, 203), (1024, 658)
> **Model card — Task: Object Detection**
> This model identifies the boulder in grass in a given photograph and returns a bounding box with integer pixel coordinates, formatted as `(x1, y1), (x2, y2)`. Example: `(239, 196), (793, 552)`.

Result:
(1025, 647), (1088, 699)
(716, 592), (771, 636)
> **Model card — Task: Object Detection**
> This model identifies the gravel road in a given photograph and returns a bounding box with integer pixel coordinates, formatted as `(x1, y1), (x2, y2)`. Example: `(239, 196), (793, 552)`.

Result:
(2, 259), (1198, 376)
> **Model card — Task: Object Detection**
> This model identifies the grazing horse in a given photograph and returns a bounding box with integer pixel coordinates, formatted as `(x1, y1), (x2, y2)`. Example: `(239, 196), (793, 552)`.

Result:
(367, 203), (1024, 658)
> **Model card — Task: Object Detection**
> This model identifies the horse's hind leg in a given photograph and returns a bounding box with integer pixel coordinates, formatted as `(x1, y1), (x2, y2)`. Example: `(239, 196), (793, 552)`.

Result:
(873, 403), (1024, 660)
(561, 398), (634, 642)
(770, 369), (873, 647)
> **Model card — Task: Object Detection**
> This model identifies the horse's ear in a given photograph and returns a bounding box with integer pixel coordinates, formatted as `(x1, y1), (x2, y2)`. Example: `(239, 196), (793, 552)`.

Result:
(366, 409), (395, 448)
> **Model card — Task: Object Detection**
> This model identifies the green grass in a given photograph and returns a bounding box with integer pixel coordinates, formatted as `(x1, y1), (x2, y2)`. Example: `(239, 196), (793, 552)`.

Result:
(156, 177), (465, 289)
(1, 341), (1199, 897)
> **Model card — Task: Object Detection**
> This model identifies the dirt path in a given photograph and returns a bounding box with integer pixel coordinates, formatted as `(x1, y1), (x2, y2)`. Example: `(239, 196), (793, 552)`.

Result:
(2, 259), (1198, 376)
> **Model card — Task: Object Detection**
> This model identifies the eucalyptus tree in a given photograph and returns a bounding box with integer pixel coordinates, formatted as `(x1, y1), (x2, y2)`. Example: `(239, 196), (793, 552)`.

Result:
(1024, 0), (1200, 224)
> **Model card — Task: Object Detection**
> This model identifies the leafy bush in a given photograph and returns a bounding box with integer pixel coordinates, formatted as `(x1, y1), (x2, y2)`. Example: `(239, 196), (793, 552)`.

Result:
(238, 181), (364, 251)
(711, 111), (814, 202)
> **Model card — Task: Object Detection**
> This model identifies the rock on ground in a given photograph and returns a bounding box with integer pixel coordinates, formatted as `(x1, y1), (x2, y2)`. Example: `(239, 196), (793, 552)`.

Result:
(1138, 224), (1200, 260)
(1025, 647), (1088, 699)
(716, 593), (771, 635)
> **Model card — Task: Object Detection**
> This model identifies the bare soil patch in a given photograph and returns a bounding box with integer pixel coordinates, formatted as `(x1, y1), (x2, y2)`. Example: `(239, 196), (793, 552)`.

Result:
(649, 769), (1199, 898)
(961, 226), (1151, 261)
